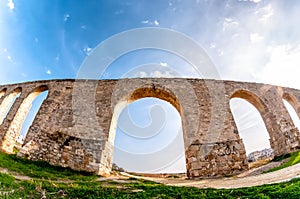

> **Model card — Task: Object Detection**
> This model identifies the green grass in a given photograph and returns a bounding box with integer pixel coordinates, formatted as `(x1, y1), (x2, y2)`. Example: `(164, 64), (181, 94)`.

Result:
(0, 151), (96, 181)
(1, 172), (300, 198)
(265, 150), (300, 173)
(1, 151), (300, 198)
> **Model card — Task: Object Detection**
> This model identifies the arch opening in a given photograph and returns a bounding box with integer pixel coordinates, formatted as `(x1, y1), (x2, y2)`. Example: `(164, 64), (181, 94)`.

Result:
(282, 98), (300, 130)
(129, 87), (181, 113)
(282, 93), (299, 114)
(2, 86), (48, 153)
(231, 90), (265, 112)
(17, 90), (49, 144)
(230, 91), (273, 164)
(0, 87), (21, 125)
(110, 93), (186, 176)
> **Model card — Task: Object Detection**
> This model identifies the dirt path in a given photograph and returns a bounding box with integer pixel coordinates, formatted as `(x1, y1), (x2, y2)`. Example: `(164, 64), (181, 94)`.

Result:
(0, 167), (132, 184)
(121, 163), (300, 189)
(2, 163), (300, 189)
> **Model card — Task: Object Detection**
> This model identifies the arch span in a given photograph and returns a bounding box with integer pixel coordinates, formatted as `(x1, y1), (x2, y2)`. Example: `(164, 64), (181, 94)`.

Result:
(112, 97), (186, 173)
(230, 90), (275, 154)
(283, 93), (300, 120)
(0, 79), (298, 178)
(129, 87), (181, 113)
(230, 90), (266, 113)
(230, 98), (272, 156)
(0, 85), (48, 153)
(105, 86), (187, 175)
(0, 87), (22, 125)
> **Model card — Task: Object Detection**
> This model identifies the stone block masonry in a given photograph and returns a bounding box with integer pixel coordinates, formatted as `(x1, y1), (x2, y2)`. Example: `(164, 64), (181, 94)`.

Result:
(0, 78), (299, 178)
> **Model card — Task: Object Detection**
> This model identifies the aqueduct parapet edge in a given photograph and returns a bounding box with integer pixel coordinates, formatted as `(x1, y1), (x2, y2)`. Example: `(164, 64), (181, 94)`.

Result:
(0, 78), (299, 178)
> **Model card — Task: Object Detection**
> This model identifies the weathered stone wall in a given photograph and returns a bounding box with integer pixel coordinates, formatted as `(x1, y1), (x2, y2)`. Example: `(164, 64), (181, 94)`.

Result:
(0, 78), (299, 178)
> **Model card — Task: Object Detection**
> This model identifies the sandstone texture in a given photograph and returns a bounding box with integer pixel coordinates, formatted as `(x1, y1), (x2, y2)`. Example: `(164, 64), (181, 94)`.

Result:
(0, 78), (299, 178)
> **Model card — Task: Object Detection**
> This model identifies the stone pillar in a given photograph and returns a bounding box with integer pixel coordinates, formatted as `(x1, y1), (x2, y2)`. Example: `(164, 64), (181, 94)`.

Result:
(0, 88), (23, 153)
(262, 87), (300, 155)
(0, 88), (21, 125)
(186, 139), (248, 178)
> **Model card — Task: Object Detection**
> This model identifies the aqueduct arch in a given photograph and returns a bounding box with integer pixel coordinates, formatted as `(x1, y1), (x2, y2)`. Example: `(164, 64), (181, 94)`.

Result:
(0, 85), (49, 153)
(230, 90), (266, 112)
(105, 86), (187, 174)
(0, 87), (21, 125)
(283, 93), (300, 120)
(230, 90), (273, 153)
(129, 87), (181, 111)
(0, 79), (299, 178)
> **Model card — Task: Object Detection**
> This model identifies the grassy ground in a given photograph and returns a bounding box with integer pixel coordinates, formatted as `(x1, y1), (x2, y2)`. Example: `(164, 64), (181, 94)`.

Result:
(1, 151), (300, 198)
(0, 152), (96, 181)
(265, 150), (300, 173)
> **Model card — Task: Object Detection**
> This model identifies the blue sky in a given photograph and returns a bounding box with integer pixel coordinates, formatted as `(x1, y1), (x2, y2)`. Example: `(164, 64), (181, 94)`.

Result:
(1, 0), (300, 173)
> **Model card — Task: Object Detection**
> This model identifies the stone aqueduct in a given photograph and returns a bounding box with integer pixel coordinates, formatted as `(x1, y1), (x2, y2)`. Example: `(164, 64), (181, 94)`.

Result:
(0, 78), (300, 178)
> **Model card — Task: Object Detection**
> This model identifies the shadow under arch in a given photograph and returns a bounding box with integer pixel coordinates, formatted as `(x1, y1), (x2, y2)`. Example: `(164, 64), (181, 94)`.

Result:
(129, 87), (181, 113)
(107, 86), (187, 174)
(1, 85), (49, 153)
(0, 87), (22, 125)
(230, 90), (273, 154)
(231, 90), (266, 113)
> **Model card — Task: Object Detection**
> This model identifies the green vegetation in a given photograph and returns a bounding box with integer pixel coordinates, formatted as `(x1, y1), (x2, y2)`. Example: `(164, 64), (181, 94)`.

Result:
(0, 151), (300, 198)
(1, 171), (300, 198)
(265, 150), (300, 173)
(0, 152), (96, 181)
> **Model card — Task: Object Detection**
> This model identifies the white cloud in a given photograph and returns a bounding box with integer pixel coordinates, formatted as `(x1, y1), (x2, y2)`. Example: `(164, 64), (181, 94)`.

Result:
(217, 49), (224, 56)
(238, 0), (261, 3)
(46, 70), (51, 75)
(83, 47), (92, 55)
(222, 18), (239, 31)
(141, 20), (149, 24)
(256, 4), (274, 22)
(159, 62), (168, 67)
(138, 71), (147, 78)
(7, 0), (14, 10)
(35, 37), (39, 43)
(5, 54), (15, 64)
(250, 0), (261, 3)
(7, 55), (12, 61)
(152, 71), (174, 78)
(250, 33), (264, 43)
(136, 70), (174, 78)
(258, 43), (300, 88)
(64, 14), (70, 22)
(141, 20), (159, 26)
